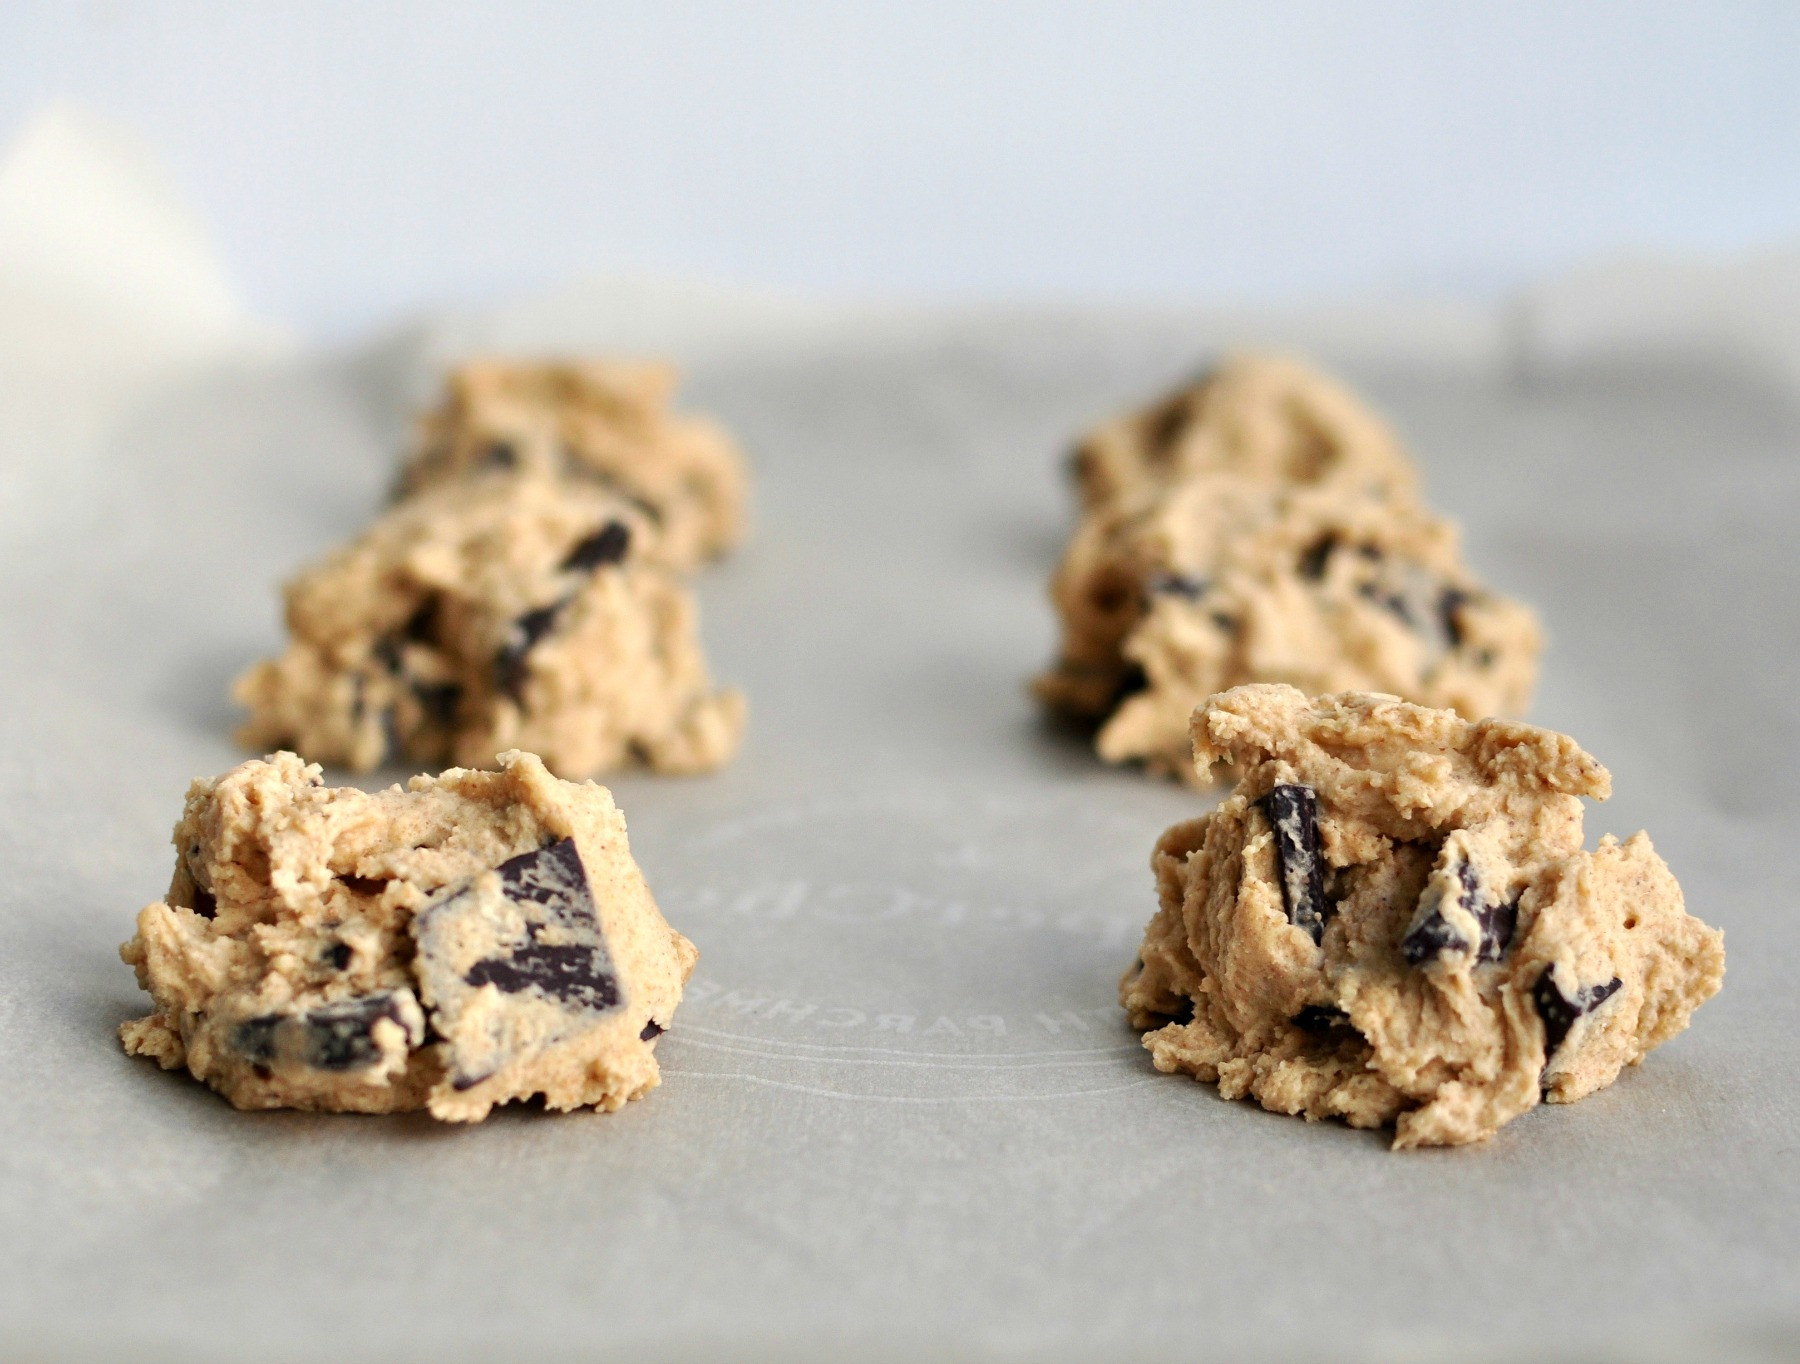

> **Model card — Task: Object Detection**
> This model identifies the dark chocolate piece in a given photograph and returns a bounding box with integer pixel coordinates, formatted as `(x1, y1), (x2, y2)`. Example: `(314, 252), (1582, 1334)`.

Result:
(640, 1020), (664, 1041)
(191, 887), (217, 919)
(413, 680), (461, 728)
(413, 839), (624, 1088)
(463, 841), (621, 1011)
(1291, 1004), (1352, 1035)
(325, 941), (354, 971)
(1261, 784), (1327, 944)
(1145, 571), (1207, 600)
(402, 594), (442, 644)
(1110, 663), (1150, 708)
(1533, 970), (1624, 1061)
(1299, 534), (1338, 581)
(494, 598), (570, 702)
(1439, 587), (1469, 650)
(230, 991), (422, 1073)
(1401, 855), (1518, 965)
(339, 874), (389, 897)
(561, 521), (631, 573)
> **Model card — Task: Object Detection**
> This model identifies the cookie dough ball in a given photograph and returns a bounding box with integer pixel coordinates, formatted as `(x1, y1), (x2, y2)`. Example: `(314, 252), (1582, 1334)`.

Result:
(396, 359), (748, 568)
(234, 473), (744, 779)
(1069, 352), (1417, 513)
(1037, 353), (1539, 782)
(1120, 685), (1724, 1148)
(120, 750), (697, 1122)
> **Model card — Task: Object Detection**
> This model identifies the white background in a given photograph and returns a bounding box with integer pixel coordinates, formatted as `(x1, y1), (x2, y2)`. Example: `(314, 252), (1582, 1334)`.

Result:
(4, 0), (1800, 338)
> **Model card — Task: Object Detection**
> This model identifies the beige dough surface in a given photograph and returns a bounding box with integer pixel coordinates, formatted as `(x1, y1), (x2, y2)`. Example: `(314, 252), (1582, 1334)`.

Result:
(396, 358), (748, 569)
(119, 750), (697, 1122)
(1120, 684), (1724, 1148)
(1037, 353), (1541, 783)
(234, 471), (744, 780)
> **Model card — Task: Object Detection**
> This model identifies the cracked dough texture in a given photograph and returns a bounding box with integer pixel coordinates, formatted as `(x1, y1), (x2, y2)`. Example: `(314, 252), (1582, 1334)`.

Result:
(1036, 353), (1541, 783)
(396, 358), (748, 569)
(1120, 685), (1724, 1148)
(119, 749), (696, 1122)
(234, 472), (744, 779)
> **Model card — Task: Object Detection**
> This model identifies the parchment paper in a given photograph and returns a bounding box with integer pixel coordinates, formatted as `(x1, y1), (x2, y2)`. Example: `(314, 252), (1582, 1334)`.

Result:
(1, 120), (1796, 1364)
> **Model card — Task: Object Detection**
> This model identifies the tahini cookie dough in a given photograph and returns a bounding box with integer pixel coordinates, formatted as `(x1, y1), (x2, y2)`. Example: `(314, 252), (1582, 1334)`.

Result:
(1036, 354), (1541, 783)
(396, 359), (748, 569)
(120, 750), (696, 1121)
(1120, 685), (1724, 1148)
(234, 472), (743, 780)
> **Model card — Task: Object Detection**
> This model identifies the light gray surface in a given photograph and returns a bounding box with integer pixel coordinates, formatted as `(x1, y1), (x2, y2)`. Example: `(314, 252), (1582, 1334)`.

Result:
(0, 303), (1796, 1363)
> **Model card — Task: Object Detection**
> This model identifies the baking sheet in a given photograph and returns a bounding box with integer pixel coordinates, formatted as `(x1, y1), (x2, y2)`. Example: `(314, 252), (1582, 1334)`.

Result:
(2, 263), (1798, 1362)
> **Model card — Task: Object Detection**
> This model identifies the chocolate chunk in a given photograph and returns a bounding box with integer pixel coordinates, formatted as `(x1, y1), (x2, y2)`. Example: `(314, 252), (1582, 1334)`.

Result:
(325, 941), (354, 970)
(372, 635), (404, 673)
(481, 441), (517, 470)
(1110, 663), (1150, 708)
(1261, 784), (1327, 944)
(494, 598), (570, 702)
(561, 521), (631, 573)
(1401, 855), (1518, 965)
(1533, 970), (1624, 1060)
(1299, 534), (1338, 581)
(230, 991), (423, 1073)
(1145, 395), (1191, 450)
(339, 874), (389, 896)
(413, 680), (461, 728)
(191, 887), (217, 919)
(1292, 1004), (1351, 1034)
(640, 1020), (664, 1041)
(1146, 571), (1207, 600)
(413, 839), (624, 1090)
(402, 595), (442, 644)
(1439, 587), (1469, 650)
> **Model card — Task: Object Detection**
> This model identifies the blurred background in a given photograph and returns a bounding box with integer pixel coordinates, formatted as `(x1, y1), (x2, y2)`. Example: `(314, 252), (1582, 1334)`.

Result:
(4, 0), (1799, 341)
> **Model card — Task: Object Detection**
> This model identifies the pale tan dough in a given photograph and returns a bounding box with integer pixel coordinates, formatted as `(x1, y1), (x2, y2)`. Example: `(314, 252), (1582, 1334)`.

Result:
(234, 472), (744, 780)
(396, 358), (748, 569)
(1068, 351), (1417, 513)
(1037, 353), (1542, 784)
(1120, 685), (1724, 1148)
(120, 750), (697, 1121)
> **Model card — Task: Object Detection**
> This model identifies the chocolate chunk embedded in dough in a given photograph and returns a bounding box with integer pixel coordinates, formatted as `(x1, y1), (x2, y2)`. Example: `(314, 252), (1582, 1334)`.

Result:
(231, 990), (424, 1073)
(1400, 851), (1518, 966)
(494, 598), (570, 702)
(412, 838), (625, 1092)
(1533, 970), (1624, 1061)
(561, 521), (632, 573)
(1262, 784), (1327, 944)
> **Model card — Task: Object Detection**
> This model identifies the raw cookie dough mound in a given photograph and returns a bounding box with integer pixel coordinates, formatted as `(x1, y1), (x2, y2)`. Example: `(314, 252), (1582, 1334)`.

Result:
(1119, 685), (1723, 1148)
(1069, 352), (1417, 513)
(234, 473), (744, 779)
(119, 749), (697, 1121)
(1070, 489), (1540, 781)
(396, 359), (748, 568)
(1037, 353), (1540, 782)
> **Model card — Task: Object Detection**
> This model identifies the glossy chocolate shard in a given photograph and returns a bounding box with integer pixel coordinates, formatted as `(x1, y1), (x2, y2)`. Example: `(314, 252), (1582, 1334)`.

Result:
(1532, 970), (1624, 1060)
(560, 520), (631, 573)
(230, 992), (422, 1073)
(1402, 855), (1519, 966)
(494, 597), (570, 702)
(1261, 784), (1327, 944)
(462, 840), (621, 1012)
(640, 1020), (664, 1041)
